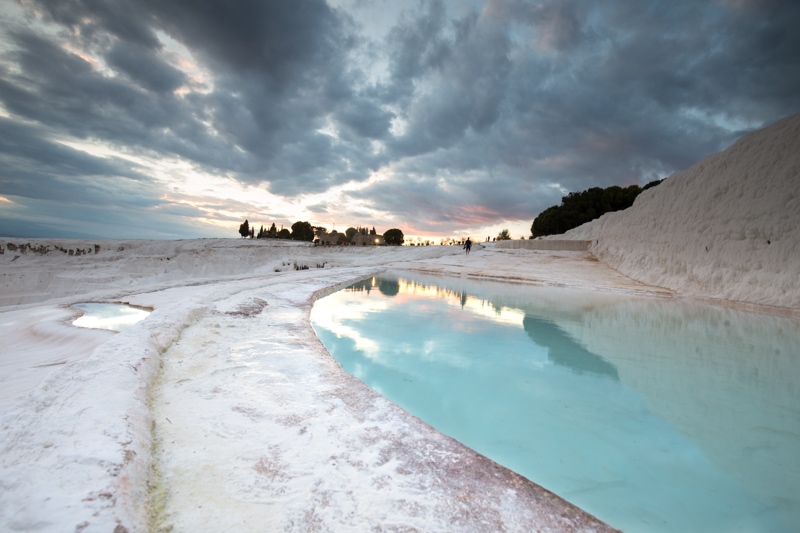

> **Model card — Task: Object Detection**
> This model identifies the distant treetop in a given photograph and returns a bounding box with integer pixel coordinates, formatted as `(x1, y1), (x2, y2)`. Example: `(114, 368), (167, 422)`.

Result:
(531, 180), (663, 238)
(238, 220), (406, 245)
(383, 228), (404, 245)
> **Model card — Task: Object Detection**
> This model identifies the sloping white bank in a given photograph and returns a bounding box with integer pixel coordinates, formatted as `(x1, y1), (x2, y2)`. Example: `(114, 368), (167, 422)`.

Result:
(561, 113), (800, 310)
(0, 241), (620, 532)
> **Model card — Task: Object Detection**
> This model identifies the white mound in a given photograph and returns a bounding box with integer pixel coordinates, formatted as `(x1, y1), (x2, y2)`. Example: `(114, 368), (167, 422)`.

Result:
(562, 113), (800, 310)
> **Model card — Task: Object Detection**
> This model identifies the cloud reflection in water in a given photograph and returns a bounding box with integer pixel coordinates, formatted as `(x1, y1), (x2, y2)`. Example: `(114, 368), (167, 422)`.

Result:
(312, 271), (800, 533)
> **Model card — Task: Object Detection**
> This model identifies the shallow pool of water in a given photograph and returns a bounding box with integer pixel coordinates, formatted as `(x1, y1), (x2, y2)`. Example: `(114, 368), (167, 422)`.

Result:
(311, 271), (800, 533)
(72, 303), (151, 332)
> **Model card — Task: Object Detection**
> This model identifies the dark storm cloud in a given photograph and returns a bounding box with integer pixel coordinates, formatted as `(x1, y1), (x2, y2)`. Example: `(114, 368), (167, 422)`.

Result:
(106, 42), (187, 93)
(306, 202), (331, 214)
(35, 0), (162, 49)
(0, 117), (225, 239)
(334, 98), (395, 140)
(0, 28), (243, 174)
(144, 0), (346, 86)
(1, 0), (799, 238)
(133, 0), (384, 193)
(349, 167), (558, 233)
(0, 116), (156, 205)
(0, 118), (140, 182)
(386, 0), (451, 92)
(6, 195), (223, 239)
(1, 0), (379, 197)
(386, 5), (512, 157)
(353, 0), (800, 224)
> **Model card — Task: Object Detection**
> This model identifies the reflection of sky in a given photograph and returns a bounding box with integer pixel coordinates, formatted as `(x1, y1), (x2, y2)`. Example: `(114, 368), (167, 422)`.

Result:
(72, 303), (151, 332)
(311, 272), (800, 533)
(311, 286), (391, 361)
(345, 276), (526, 328)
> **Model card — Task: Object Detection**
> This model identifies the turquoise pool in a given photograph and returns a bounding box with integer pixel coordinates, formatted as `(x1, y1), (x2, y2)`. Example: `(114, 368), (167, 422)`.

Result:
(311, 271), (800, 532)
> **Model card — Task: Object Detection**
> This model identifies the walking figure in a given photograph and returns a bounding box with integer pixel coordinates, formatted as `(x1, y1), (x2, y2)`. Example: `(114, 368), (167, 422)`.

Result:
(464, 237), (472, 255)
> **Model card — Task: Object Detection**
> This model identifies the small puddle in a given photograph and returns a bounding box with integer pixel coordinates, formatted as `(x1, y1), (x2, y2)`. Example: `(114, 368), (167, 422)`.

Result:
(72, 303), (151, 332)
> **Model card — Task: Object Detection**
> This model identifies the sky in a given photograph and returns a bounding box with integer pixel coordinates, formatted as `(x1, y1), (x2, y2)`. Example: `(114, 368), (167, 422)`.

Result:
(0, 0), (798, 242)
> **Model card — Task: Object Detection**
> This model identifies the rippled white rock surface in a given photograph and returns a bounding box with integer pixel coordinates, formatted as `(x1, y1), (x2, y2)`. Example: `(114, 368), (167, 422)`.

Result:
(2, 240), (630, 532)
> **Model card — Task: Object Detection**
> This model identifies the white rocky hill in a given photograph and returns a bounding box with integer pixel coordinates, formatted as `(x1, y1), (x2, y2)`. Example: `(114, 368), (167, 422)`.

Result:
(561, 113), (800, 310)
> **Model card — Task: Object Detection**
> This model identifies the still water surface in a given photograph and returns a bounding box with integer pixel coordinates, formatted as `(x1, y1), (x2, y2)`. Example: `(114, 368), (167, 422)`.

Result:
(72, 303), (151, 332)
(311, 271), (800, 533)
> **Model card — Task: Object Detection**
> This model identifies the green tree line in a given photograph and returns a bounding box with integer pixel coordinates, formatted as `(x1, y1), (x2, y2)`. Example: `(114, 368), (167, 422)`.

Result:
(239, 220), (311, 241)
(238, 220), (404, 245)
(531, 180), (663, 238)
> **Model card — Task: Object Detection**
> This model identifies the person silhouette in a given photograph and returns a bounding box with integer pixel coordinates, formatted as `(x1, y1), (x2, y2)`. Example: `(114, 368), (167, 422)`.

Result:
(464, 237), (472, 255)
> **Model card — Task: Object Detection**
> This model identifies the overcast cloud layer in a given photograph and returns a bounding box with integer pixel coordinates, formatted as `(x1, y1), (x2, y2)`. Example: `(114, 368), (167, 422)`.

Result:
(1, 0), (798, 239)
